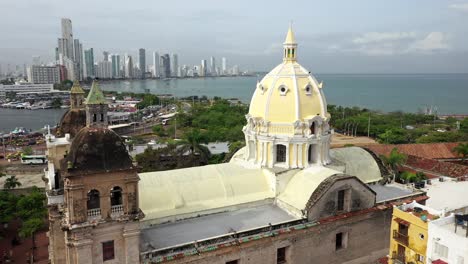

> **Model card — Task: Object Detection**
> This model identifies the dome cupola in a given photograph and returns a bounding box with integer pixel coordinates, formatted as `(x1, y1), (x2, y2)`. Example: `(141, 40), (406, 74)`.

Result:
(243, 25), (332, 169)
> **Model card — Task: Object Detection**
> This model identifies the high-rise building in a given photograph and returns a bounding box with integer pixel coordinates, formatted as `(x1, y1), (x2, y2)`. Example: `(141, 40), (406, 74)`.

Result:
(32, 56), (41, 66)
(221, 57), (227, 75)
(103, 51), (110, 62)
(160, 54), (170, 78)
(200, 59), (207, 77)
(111, 54), (120, 78)
(152, 52), (160, 78)
(73, 39), (83, 80)
(232, 65), (239, 75)
(84, 48), (95, 78)
(125, 55), (134, 78)
(138, 48), (146, 78)
(27, 65), (61, 84)
(210, 56), (216, 76)
(96, 61), (112, 79)
(61, 18), (74, 60)
(171, 54), (178, 77)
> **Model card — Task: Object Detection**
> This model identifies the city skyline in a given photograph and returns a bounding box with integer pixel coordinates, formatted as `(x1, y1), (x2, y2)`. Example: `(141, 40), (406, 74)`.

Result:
(1, 0), (468, 73)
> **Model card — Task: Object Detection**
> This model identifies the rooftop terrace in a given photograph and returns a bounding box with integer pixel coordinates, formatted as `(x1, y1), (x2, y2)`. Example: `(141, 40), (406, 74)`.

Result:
(140, 204), (299, 251)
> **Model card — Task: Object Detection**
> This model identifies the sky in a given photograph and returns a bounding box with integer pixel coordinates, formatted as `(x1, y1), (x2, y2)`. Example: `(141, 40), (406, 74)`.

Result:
(0, 0), (468, 73)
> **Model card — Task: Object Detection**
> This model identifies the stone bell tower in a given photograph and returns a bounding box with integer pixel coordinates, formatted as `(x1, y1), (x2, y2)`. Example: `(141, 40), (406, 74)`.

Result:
(48, 79), (143, 264)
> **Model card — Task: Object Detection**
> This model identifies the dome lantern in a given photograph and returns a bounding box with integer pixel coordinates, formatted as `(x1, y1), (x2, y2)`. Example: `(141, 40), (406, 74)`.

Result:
(283, 24), (298, 62)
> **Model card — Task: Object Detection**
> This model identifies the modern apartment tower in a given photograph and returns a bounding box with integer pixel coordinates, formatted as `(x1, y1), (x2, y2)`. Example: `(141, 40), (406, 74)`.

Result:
(73, 39), (83, 80)
(125, 55), (134, 78)
(84, 48), (95, 78)
(221, 57), (227, 75)
(160, 54), (171, 79)
(111, 54), (121, 78)
(152, 52), (160, 78)
(60, 18), (74, 60)
(210, 56), (216, 76)
(171, 54), (178, 77)
(200, 59), (207, 77)
(138, 48), (146, 78)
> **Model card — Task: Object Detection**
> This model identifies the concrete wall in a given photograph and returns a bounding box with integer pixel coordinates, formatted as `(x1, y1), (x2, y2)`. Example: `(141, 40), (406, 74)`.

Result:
(160, 209), (393, 264)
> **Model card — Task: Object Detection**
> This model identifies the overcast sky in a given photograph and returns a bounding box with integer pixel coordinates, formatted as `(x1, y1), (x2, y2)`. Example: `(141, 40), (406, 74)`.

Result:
(1, 0), (468, 73)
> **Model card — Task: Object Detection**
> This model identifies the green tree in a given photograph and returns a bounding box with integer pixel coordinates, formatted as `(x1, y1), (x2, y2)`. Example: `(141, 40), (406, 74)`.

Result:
(377, 129), (409, 144)
(22, 146), (34, 155)
(0, 190), (18, 225)
(4, 175), (22, 189)
(453, 143), (468, 163)
(152, 125), (167, 137)
(379, 148), (407, 183)
(177, 129), (211, 163)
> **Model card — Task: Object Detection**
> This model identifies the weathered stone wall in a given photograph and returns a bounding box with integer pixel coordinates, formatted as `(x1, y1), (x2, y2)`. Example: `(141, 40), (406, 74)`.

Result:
(307, 177), (376, 221)
(156, 209), (392, 264)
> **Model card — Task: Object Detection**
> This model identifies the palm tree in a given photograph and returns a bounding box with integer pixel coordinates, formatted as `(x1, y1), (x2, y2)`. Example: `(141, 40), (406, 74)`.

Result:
(453, 143), (468, 163)
(176, 129), (211, 165)
(4, 175), (22, 189)
(379, 148), (407, 183)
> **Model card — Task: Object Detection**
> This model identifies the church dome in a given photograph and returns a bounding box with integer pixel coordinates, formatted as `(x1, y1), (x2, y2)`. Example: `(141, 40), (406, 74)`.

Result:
(248, 27), (328, 123)
(56, 109), (86, 137)
(242, 26), (332, 169)
(65, 127), (133, 174)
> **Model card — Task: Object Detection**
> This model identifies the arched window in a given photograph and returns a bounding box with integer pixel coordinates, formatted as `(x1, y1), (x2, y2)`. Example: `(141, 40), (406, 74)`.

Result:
(79, 99), (83, 106)
(310, 122), (316, 135)
(308, 145), (313, 163)
(110, 186), (123, 206)
(93, 114), (97, 122)
(87, 189), (100, 210)
(100, 113), (104, 122)
(276, 144), (286, 163)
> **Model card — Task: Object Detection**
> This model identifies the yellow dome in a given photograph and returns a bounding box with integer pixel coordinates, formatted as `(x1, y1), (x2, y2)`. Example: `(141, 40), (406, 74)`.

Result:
(248, 27), (328, 123)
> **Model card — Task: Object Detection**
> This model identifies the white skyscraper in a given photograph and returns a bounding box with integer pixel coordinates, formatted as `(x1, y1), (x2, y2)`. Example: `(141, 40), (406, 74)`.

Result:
(96, 61), (112, 79)
(152, 52), (160, 78)
(125, 55), (134, 78)
(221, 57), (227, 75)
(171, 54), (178, 77)
(61, 18), (74, 60)
(200, 59), (207, 77)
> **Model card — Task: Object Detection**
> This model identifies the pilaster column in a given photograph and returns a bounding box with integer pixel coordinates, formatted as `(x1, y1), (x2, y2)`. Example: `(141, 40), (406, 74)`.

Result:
(298, 144), (303, 168)
(123, 223), (141, 264)
(292, 144), (297, 168)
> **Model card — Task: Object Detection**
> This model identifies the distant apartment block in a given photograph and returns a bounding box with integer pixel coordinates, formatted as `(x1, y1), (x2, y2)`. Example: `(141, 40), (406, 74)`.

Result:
(0, 83), (54, 97)
(27, 65), (61, 84)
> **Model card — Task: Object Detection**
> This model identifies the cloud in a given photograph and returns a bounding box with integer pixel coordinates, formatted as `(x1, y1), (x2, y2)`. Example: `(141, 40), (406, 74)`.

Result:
(353, 32), (416, 45)
(326, 31), (450, 56)
(408, 32), (450, 53)
(449, 3), (468, 12)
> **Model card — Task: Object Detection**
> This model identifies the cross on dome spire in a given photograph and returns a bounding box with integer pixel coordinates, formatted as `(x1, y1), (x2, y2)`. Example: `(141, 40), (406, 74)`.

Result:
(283, 24), (298, 62)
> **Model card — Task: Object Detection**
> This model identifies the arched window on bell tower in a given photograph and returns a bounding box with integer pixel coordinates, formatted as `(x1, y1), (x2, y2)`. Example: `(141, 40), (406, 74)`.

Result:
(310, 122), (316, 135)
(87, 189), (101, 219)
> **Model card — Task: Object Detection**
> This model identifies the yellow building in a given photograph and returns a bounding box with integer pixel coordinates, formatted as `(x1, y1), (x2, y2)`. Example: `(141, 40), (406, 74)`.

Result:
(389, 201), (443, 264)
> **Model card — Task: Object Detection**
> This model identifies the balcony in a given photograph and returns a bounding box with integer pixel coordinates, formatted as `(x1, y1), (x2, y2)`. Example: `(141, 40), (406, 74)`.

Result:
(393, 230), (409, 246)
(87, 208), (101, 219)
(111, 204), (124, 218)
(392, 251), (405, 264)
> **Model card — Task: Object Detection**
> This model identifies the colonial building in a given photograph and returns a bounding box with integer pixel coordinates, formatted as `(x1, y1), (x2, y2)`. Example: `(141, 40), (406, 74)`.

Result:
(46, 26), (426, 264)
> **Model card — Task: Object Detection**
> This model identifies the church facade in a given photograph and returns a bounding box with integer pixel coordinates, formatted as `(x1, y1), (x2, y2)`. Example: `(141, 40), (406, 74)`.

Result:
(45, 27), (426, 264)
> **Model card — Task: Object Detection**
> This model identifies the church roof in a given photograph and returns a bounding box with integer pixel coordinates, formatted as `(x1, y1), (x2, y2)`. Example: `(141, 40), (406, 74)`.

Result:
(65, 127), (133, 174)
(55, 109), (86, 138)
(70, 80), (85, 94)
(328, 147), (383, 183)
(139, 162), (275, 223)
(85, 80), (106, 105)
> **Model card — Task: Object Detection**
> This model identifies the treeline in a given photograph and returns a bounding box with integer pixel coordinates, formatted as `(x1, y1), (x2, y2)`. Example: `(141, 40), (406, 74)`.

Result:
(328, 105), (468, 144)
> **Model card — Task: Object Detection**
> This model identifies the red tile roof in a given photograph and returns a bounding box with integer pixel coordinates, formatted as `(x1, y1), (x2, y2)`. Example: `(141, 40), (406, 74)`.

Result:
(366, 142), (462, 160)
